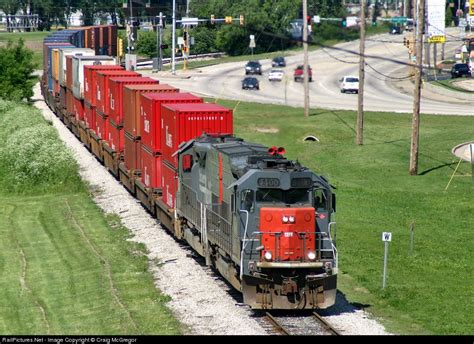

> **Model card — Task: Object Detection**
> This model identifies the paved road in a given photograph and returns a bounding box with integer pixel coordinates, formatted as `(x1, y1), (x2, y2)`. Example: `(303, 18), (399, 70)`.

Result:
(144, 29), (473, 116)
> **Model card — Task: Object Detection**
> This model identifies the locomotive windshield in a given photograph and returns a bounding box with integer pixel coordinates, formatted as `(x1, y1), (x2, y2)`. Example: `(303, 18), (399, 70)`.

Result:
(256, 188), (310, 204)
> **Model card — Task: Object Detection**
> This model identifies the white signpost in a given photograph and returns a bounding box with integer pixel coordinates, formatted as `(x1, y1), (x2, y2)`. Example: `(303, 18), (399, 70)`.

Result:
(382, 232), (392, 289)
(249, 34), (256, 56)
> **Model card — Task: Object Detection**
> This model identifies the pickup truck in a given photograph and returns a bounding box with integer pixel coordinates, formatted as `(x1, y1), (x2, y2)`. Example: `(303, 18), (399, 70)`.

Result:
(294, 65), (312, 82)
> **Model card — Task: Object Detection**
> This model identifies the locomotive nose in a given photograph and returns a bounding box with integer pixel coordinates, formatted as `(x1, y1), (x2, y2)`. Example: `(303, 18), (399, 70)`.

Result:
(259, 207), (316, 262)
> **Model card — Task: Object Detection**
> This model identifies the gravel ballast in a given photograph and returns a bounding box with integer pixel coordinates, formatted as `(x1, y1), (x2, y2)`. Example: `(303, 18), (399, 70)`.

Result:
(33, 83), (391, 335)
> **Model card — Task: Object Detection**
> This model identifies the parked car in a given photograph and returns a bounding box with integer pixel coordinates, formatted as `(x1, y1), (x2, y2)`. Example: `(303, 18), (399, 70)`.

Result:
(242, 77), (260, 90)
(294, 65), (312, 82)
(268, 69), (284, 82)
(339, 75), (359, 93)
(451, 63), (471, 78)
(245, 61), (262, 75)
(271, 56), (286, 67)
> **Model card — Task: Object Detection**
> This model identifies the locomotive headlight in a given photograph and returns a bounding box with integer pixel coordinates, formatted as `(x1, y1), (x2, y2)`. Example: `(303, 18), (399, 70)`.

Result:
(264, 251), (273, 261)
(288, 216), (295, 223)
(282, 216), (289, 223)
(307, 251), (316, 261)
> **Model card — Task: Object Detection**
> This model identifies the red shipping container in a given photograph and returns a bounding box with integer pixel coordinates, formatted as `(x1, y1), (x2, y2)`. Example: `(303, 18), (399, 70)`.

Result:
(108, 77), (158, 125)
(95, 110), (108, 140)
(84, 65), (123, 106)
(161, 103), (234, 167)
(66, 55), (74, 90)
(95, 70), (140, 116)
(72, 96), (84, 121)
(108, 119), (124, 153)
(140, 93), (203, 153)
(124, 131), (142, 172)
(161, 160), (178, 208)
(84, 102), (95, 130)
(123, 84), (178, 138)
(141, 144), (162, 189)
(66, 88), (74, 116)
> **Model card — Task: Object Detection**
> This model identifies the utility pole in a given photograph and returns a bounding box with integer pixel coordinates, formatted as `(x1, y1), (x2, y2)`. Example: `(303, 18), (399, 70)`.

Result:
(409, 0), (425, 175)
(303, 0), (310, 117)
(356, 0), (366, 145)
(171, 0), (176, 75)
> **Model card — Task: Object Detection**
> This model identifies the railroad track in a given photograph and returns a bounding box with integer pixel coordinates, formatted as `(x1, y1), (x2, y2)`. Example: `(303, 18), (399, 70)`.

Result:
(264, 311), (341, 335)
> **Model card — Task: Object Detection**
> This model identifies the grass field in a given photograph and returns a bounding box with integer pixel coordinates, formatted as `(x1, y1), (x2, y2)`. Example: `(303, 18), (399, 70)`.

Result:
(0, 100), (181, 335)
(213, 99), (473, 335)
(0, 31), (49, 68)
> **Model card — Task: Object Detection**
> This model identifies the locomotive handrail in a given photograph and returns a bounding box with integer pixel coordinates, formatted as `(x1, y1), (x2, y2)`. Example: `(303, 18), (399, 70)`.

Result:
(328, 222), (338, 271)
(239, 209), (250, 279)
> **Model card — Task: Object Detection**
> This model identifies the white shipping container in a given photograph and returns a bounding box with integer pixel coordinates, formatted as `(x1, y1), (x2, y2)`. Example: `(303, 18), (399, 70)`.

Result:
(72, 55), (116, 99)
(59, 48), (95, 87)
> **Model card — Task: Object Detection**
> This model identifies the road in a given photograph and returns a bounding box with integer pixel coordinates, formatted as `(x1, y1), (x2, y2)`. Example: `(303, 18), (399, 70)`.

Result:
(145, 29), (473, 116)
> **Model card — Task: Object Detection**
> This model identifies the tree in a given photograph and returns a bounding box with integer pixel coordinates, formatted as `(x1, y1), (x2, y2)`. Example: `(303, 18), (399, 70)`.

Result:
(0, 39), (36, 101)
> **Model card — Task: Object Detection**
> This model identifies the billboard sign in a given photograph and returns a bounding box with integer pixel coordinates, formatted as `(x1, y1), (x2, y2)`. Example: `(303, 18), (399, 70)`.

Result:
(426, 0), (446, 43)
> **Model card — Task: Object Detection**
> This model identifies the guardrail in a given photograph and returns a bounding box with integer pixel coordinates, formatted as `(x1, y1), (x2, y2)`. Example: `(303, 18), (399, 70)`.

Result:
(136, 52), (226, 69)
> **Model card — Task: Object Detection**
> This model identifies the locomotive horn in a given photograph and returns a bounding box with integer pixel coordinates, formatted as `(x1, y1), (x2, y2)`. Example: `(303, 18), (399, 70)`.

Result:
(268, 146), (277, 155)
(277, 147), (286, 155)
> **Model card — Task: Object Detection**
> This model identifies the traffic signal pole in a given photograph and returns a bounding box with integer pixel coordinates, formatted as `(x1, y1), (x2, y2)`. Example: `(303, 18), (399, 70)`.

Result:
(303, 0), (310, 118)
(171, 0), (176, 75)
(356, 0), (366, 145)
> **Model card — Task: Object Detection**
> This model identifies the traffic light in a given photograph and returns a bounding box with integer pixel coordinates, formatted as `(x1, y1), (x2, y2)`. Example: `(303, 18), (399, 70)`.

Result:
(240, 15), (244, 26)
(118, 38), (123, 57)
(341, 19), (346, 27)
(211, 14), (215, 24)
(403, 36), (407, 47)
(306, 15), (311, 25)
(183, 31), (188, 42)
(225, 16), (232, 24)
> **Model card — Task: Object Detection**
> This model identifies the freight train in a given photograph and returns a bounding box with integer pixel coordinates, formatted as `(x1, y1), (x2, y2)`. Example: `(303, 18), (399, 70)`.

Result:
(41, 25), (338, 310)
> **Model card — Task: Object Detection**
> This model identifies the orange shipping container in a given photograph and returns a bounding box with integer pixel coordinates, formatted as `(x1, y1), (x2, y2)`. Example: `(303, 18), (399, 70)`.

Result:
(123, 84), (178, 138)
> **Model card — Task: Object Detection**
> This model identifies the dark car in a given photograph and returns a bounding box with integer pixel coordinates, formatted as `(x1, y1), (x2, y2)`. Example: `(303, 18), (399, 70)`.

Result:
(245, 61), (262, 75)
(242, 77), (260, 90)
(451, 63), (471, 78)
(271, 56), (286, 67)
(389, 26), (402, 34)
(294, 65), (312, 82)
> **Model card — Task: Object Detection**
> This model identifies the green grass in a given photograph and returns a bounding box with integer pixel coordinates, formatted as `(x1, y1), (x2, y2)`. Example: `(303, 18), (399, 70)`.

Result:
(431, 79), (474, 94)
(214, 99), (474, 335)
(0, 31), (49, 68)
(0, 100), (181, 334)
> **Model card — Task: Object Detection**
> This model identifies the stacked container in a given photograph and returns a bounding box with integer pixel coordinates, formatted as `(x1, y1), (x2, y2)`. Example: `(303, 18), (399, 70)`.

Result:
(71, 55), (116, 99)
(94, 70), (140, 140)
(120, 85), (178, 174)
(155, 103), (233, 206)
(138, 93), (203, 202)
(82, 65), (123, 128)
(106, 77), (158, 163)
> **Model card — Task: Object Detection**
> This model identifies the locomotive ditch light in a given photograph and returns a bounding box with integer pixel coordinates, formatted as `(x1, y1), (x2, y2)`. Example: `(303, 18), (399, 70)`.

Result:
(264, 251), (273, 261)
(307, 251), (316, 261)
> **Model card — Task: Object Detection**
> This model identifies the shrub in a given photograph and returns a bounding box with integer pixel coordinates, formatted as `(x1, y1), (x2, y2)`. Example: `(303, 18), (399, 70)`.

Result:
(0, 39), (37, 101)
(0, 100), (82, 194)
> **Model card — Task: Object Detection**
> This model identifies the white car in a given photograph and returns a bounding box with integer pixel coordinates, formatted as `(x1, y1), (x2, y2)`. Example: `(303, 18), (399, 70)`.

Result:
(268, 69), (284, 82)
(339, 75), (359, 93)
